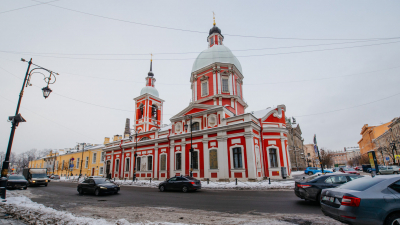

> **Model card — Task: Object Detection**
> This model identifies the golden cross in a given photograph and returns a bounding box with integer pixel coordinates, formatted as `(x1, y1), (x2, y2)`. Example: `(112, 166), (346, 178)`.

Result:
(213, 11), (216, 26)
(151, 53), (153, 61)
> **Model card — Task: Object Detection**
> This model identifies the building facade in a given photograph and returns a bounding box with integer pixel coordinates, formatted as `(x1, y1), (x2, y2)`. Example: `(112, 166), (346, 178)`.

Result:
(331, 151), (347, 167)
(358, 122), (390, 155)
(286, 123), (306, 171)
(304, 144), (317, 167)
(374, 117), (400, 165)
(102, 23), (292, 181)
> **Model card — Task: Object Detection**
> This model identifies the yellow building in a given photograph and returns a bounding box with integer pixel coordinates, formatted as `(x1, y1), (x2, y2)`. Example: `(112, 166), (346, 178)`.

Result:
(358, 122), (391, 156)
(29, 144), (105, 178)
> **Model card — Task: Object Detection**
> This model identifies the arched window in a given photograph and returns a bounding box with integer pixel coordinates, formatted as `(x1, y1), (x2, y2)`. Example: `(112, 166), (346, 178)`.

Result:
(152, 105), (158, 120)
(139, 104), (144, 119)
(192, 122), (200, 131)
(160, 154), (166, 171)
(269, 148), (278, 168)
(209, 149), (218, 169)
(139, 137), (150, 141)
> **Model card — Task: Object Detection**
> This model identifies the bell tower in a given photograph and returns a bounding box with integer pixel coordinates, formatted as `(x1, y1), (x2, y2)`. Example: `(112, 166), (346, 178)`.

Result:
(133, 58), (164, 133)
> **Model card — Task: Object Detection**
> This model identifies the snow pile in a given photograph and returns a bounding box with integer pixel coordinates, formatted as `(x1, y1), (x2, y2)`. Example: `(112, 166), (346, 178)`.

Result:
(113, 179), (295, 190)
(1, 192), (184, 225)
(291, 171), (305, 175)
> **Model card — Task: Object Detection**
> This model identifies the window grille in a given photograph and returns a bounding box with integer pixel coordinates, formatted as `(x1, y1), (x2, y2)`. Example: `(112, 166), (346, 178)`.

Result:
(202, 82), (208, 96)
(233, 147), (242, 168)
(222, 78), (229, 93)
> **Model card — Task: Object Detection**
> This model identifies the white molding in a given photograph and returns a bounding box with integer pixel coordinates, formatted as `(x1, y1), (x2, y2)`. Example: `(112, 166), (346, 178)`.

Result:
(229, 145), (245, 170)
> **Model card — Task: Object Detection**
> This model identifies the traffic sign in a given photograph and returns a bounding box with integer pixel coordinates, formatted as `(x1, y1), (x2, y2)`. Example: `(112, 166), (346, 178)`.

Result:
(386, 157), (390, 161)
(71, 158), (75, 161)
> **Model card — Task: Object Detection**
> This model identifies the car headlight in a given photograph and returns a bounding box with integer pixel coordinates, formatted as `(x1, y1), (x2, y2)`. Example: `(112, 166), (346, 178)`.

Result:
(100, 187), (107, 189)
(45, 180), (48, 182)
(32, 181), (36, 183)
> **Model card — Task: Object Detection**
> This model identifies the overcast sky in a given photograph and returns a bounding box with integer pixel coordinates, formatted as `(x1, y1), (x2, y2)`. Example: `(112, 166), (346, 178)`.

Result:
(1, 1), (399, 154)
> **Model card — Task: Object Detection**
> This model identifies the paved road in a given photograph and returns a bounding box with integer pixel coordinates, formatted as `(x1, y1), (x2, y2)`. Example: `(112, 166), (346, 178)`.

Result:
(26, 182), (322, 215)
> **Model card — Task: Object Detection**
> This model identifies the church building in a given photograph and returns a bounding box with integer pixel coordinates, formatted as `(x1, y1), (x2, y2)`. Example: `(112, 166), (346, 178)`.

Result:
(102, 21), (292, 181)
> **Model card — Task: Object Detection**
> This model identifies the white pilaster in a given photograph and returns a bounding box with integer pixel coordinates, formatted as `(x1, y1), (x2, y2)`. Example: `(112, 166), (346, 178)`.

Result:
(217, 135), (229, 179)
(194, 80), (197, 101)
(235, 99), (238, 115)
(203, 136), (209, 179)
(245, 133), (257, 179)
(169, 143), (175, 178)
(219, 97), (222, 106)
(217, 70), (221, 94)
(181, 141), (186, 176)
(154, 147), (158, 179)
(213, 72), (216, 95)
(229, 74), (233, 95)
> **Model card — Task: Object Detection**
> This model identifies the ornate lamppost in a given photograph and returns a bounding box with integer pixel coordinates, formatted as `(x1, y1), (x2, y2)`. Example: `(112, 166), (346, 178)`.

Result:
(184, 115), (194, 177)
(1, 58), (58, 199)
(129, 128), (140, 181)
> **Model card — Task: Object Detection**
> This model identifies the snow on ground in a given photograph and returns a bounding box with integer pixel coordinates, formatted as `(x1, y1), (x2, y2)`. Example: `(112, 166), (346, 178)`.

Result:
(0, 191), (184, 225)
(55, 179), (296, 190)
(291, 171), (305, 175)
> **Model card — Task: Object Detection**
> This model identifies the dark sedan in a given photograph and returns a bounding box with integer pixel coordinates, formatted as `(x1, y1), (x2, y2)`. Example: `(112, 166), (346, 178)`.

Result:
(321, 175), (400, 225)
(7, 175), (28, 190)
(159, 176), (201, 193)
(295, 173), (362, 202)
(77, 178), (120, 196)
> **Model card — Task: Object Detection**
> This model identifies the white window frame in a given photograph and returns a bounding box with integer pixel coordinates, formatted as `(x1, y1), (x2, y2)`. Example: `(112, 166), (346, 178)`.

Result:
(222, 76), (229, 93)
(201, 80), (209, 97)
(237, 82), (241, 98)
(189, 149), (200, 170)
(175, 152), (182, 171)
(210, 36), (214, 46)
(147, 155), (153, 171)
(99, 167), (104, 175)
(115, 159), (120, 172)
(266, 146), (280, 168)
(100, 152), (105, 162)
(229, 145), (245, 170)
(92, 153), (97, 164)
(136, 157), (141, 172)
(125, 157), (130, 172)
(76, 158), (80, 169)
(209, 149), (218, 170)
(160, 153), (167, 171)
(85, 157), (89, 168)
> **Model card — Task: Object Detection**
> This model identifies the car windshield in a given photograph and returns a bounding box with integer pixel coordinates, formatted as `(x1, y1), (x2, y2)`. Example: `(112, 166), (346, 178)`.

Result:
(94, 179), (111, 184)
(343, 168), (356, 171)
(31, 174), (47, 178)
(338, 177), (385, 191)
(8, 176), (25, 180)
(303, 174), (321, 182)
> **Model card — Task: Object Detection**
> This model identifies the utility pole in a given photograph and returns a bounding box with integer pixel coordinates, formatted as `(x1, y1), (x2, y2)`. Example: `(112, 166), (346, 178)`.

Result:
(79, 143), (86, 180)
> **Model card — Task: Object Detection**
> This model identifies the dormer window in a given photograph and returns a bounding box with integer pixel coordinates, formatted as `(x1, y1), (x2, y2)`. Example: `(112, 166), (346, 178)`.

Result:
(201, 81), (208, 97)
(222, 77), (229, 93)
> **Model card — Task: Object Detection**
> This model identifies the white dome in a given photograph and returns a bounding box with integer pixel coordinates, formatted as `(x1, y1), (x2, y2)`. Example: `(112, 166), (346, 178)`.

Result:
(192, 45), (242, 74)
(140, 86), (159, 97)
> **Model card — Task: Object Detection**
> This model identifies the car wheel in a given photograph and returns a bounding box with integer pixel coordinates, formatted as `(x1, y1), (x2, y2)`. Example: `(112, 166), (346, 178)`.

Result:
(182, 185), (188, 193)
(159, 185), (165, 192)
(316, 193), (321, 205)
(44, 184), (48, 187)
(23, 187), (27, 190)
(308, 172), (313, 175)
(114, 191), (119, 194)
(384, 212), (400, 225)
(94, 189), (100, 196)
(78, 188), (84, 195)
(394, 172), (399, 174)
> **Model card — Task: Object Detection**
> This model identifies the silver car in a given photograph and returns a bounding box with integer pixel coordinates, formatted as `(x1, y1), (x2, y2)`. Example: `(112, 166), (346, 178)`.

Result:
(321, 175), (400, 225)
(379, 166), (400, 175)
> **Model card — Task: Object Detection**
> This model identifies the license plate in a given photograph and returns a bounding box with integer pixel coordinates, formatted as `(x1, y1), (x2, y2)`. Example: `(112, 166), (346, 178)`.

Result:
(329, 197), (335, 202)
(323, 196), (335, 202)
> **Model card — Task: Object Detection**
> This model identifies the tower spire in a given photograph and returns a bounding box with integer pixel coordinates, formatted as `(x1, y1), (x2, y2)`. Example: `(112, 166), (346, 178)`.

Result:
(213, 11), (216, 26)
(148, 54), (154, 77)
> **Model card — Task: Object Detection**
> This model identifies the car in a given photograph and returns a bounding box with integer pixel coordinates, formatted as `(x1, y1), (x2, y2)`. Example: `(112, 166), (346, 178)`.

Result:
(87, 176), (103, 179)
(77, 178), (120, 196)
(339, 167), (360, 175)
(7, 175), (28, 190)
(294, 173), (362, 202)
(304, 167), (332, 175)
(158, 176), (201, 193)
(379, 166), (400, 175)
(50, 175), (60, 180)
(321, 175), (400, 225)
(353, 166), (362, 171)
(362, 164), (372, 172)
(367, 167), (376, 173)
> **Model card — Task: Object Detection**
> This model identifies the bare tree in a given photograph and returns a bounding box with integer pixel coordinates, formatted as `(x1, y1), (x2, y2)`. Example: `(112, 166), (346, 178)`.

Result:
(320, 148), (333, 168)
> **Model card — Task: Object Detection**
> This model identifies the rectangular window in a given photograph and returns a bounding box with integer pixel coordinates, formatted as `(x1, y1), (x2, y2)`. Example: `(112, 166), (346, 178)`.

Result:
(56, 161), (59, 170)
(222, 77), (229, 93)
(176, 153), (182, 170)
(233, 147), (242, 168)
(125, 158), (130, 172)
(201, 81), (208, 96)
(62, 160), (64, 170)
(269, 148), (278, 168)
(93, 153), (97, 163)
(99, 167), (104, 175)
(40, 163), (42, 168)
(85, 157), (89, 168)
(115, 159), (119, 172)
(210, 37), (214, 46)
(76, 158), (80, 169)
(237, 83), (241, 98)
(192, 151), (199, 170)
(209, 150), (218, 169)
(136, 157), (141, 171)
(100, 152), (105, 162)
(148, 156), (153, 171)
(160, 154), (166, 171)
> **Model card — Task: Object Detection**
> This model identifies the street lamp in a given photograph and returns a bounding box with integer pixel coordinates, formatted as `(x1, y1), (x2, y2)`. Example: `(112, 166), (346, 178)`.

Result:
(184, 115), (194, 177)
(1, 58), (59, 200)
(129, 128), (140, 181)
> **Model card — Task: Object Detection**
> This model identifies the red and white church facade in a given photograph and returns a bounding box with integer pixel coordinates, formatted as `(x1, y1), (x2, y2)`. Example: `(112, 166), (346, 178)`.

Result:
(102, 23), (292, 181)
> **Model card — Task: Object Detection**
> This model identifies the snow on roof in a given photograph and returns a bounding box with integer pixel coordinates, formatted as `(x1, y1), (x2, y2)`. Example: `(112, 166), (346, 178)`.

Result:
(159, 123), (172, 132)
(251, 107), (273, 119)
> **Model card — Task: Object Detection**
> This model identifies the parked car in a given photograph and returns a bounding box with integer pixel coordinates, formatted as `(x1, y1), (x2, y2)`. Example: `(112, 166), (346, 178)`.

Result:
(362, 164), (372, 172)
(304, 167), (332, 175)
(379, 166), (400, 175)
(294, 173), (362, 202)
(158, 176), (201, 193)
(339, 167), (360, 175)
(77, 178), (120, 196)
(7, 175), (28, 190)
(87, 176), (103, 179)
(367, 167), (376, 173)
(353, 166), (362, 171)
(50, 175), (60, 180)
(321, 175), (400, 225)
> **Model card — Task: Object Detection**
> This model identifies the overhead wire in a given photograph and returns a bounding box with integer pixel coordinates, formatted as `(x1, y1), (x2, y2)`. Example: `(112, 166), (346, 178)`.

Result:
(0, 0), (60, 14)
(31, 0), (400, 41)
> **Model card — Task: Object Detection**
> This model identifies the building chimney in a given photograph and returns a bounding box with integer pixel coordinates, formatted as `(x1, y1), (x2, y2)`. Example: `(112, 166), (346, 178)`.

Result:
(113, 135), (119, 142)
(104, 137), (110, 144)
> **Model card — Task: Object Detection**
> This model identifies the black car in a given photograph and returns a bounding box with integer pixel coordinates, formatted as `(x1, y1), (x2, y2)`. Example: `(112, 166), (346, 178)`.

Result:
(7, 175), (28, 190)
(295, 174), (362, 202)
(77, 178), (120, 196)
(159, 176), (201, 193)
